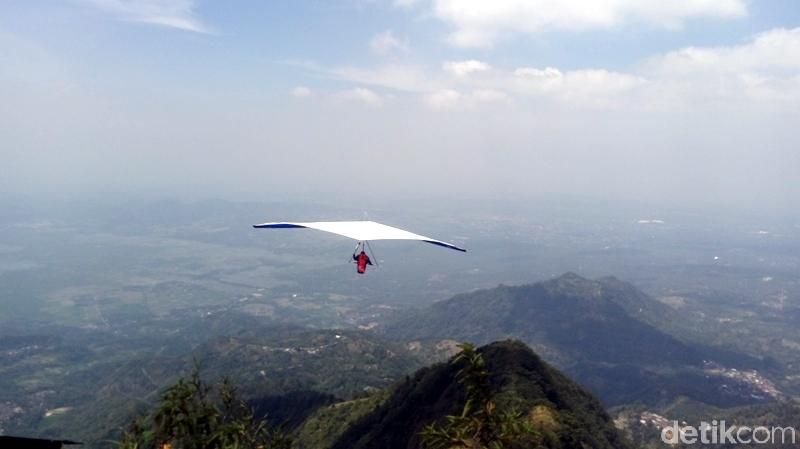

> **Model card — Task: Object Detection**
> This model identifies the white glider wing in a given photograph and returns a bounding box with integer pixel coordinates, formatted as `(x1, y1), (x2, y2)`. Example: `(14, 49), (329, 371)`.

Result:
(253, 220), (466, 252)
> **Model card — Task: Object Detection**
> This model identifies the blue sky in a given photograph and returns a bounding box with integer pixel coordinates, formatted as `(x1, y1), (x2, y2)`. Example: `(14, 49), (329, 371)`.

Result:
(1, 1), (799, 208)
(5, 1), (798, 90)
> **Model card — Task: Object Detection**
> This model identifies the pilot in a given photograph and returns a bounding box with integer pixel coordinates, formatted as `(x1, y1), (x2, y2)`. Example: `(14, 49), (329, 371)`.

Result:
(353, 250), (373, 274)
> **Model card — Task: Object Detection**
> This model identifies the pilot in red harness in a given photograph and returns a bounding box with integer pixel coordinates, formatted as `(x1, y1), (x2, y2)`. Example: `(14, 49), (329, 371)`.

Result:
(352, 245), (373, 274)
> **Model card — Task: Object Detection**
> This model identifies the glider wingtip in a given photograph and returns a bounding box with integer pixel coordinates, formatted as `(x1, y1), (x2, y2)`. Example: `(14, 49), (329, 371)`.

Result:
(252, 222), (308, 229)
(424, 240), (467, 252)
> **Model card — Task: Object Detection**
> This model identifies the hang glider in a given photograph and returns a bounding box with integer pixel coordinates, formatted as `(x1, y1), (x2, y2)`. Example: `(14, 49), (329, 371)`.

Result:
(252, 220), (467, 252)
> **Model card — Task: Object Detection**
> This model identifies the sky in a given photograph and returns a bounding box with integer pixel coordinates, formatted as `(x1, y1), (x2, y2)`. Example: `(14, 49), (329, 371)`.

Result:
(1, 0), (799, 210)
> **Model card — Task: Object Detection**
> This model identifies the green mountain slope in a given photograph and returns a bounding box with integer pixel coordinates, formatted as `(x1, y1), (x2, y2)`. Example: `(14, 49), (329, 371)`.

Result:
(326, 340), (632, 449)
(21, 328), (422, 448)
(383, 273), (770, 406)
(294, 390), (390, 449)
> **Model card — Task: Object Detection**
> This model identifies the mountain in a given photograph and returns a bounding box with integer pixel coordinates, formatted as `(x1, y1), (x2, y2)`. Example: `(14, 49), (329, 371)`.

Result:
(17, 327), (422, 448)
(382, 273), (771, 407)
(313, 340), (631, 449)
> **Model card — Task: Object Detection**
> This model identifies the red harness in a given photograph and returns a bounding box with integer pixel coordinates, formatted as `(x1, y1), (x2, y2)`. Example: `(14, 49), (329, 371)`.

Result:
(356, 252), (370, 274)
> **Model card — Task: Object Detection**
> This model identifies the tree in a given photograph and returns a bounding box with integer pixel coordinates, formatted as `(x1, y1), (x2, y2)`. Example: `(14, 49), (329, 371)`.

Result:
(118, 368), (291, 449)
(419, 343), (540, 449)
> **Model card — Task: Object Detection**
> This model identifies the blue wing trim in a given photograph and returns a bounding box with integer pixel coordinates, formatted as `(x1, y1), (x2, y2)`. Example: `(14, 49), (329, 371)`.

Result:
(423, 240), (467, 252)
(253, 223), (308, 229)
(253, 222), (466, 252)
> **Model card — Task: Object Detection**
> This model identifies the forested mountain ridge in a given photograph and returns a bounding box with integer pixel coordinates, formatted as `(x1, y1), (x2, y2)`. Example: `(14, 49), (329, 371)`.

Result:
(323, 340), (632, 449)
(5, 327), (422, 446)
(383, 273), (773, 406)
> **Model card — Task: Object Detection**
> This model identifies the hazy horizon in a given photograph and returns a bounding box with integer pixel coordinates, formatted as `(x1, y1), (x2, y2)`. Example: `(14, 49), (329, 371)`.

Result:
(2, 1), (799, 211)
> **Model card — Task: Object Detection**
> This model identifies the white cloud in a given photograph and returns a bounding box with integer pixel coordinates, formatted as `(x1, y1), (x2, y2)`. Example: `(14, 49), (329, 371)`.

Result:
(331, 64), (437, 92)
(644, 27), (800, 75)
(511, 66), (646, 107)
(471, 89), (509, 103)
(319, 27), (800, 111)
(82, 0), (212, 33)
(512, 67), (564, 93)
(337, 87), (384, 107)
(330, 61), (647, 109)
(560, 70), (647, 105)
(423, 89), (510, 110)
(424, 89), (462, 109)
(431, 0), (747, 47)
(641, 27), (800, 105)
(443, 60), (491, 77)
(370, 30), (409, 55)
(290, 86), (312, 98)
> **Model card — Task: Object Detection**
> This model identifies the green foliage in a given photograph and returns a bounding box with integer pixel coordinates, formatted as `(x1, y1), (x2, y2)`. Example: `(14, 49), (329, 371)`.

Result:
(117, 368), (291, 449)
(1, 326), (418, 447)
(328, 340), (630, 449)
(420, 343), (539, 449)
(293, 390), (390, 449)
(383, 273), (769, 408)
